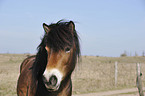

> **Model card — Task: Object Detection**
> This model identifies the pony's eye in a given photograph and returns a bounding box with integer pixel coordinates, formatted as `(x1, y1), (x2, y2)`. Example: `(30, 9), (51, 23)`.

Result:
(65, 47), (71, 53)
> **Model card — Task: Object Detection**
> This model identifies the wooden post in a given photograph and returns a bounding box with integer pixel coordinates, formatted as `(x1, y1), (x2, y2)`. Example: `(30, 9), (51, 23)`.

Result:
(115, 61), (118, 87)
(136, 63), (144, 96)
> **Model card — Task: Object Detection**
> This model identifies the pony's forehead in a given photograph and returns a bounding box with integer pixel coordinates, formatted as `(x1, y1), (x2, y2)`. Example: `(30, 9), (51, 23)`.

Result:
(44, 28), (73, 51)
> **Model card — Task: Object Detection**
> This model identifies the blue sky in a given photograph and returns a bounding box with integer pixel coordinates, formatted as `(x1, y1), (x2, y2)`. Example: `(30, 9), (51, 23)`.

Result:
(0, 0), (145, 57)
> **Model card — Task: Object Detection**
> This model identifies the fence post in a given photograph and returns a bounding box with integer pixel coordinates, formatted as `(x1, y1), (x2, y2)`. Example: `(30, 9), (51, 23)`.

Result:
(115, 61), (118, 87)
(136, 63), (144, 96)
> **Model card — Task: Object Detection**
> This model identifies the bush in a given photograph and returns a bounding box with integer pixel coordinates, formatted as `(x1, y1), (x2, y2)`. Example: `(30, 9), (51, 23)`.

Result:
(120, 53), (127, 57)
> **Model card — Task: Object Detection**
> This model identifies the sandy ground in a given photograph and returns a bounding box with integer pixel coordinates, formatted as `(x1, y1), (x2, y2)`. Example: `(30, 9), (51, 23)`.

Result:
(73, 87), (145, 96)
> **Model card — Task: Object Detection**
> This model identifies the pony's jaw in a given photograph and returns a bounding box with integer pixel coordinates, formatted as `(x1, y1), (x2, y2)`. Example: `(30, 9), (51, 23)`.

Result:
(43, 69), (63, 91)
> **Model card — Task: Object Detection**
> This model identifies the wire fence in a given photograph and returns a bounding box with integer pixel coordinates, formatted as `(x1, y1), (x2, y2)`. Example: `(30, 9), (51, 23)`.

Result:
(72, 56), (145, 94)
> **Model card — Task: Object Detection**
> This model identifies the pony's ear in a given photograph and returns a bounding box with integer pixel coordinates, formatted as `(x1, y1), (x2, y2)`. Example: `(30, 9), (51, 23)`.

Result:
(68, 21), (75, 33)
(43, 23), (50, 33)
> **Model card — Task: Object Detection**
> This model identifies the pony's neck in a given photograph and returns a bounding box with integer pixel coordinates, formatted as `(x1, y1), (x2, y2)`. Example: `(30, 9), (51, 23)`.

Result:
(58, 77), (72, 96)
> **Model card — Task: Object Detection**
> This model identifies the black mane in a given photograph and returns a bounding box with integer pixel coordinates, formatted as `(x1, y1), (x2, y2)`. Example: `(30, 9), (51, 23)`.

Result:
(33, 20), (80, 79)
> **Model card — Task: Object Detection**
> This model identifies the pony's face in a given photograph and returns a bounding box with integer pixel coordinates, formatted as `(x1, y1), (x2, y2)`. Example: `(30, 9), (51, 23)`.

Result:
(42, 21), (77, 91)
(43, 46), (74, 91)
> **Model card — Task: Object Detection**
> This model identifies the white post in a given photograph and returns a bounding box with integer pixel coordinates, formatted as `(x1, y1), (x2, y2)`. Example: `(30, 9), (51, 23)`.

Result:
(115, 61), (118, 87)
(136, 63), (144, 96)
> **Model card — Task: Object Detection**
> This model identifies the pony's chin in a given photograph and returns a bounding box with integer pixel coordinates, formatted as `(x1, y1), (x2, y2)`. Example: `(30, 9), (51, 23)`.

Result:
(47, 88), (57, 92)
(45, 84), (60, 92)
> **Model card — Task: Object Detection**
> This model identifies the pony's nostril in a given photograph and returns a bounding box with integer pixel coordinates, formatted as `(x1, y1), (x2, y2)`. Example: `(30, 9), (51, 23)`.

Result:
(49, 75), (57, 86)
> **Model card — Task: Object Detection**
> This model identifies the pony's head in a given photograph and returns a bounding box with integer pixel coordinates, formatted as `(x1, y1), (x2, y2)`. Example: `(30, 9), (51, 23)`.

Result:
(35, 20), (80, 91)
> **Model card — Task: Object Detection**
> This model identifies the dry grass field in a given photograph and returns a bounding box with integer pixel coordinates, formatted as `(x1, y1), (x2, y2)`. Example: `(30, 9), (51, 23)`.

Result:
(0, 54), (145, 96)
(0, 54), (26, 96)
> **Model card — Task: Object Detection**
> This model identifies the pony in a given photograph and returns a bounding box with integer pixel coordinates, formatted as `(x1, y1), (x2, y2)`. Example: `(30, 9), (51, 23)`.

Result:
(17, 20), (80, 96)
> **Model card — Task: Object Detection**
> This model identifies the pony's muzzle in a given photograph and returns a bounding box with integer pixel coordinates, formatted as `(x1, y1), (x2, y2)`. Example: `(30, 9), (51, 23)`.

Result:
(42, 69), (63, 91)
(43, 75), (58, 90)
